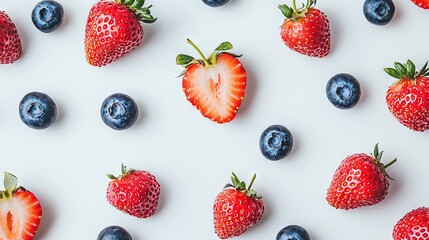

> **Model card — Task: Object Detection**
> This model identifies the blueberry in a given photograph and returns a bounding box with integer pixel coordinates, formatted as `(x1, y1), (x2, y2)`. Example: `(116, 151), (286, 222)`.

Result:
(97, 226), (133, 240)
(363, 0), (395, 25)
(101, 93), (138, 130)
(202, 0), (230, 7)
(19, 92), (57, 130)
(326, 73), (361, 109)
(31, 0), (64, 33)
(276, 225), (310, 240)
(259, 125), (293, 161)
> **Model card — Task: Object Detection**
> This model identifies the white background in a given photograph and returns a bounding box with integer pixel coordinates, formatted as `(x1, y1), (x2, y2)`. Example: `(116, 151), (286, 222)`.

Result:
(1, 0), (429, 239)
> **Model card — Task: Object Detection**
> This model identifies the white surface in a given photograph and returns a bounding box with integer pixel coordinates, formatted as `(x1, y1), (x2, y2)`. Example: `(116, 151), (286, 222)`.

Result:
(1, 0), (429, 239)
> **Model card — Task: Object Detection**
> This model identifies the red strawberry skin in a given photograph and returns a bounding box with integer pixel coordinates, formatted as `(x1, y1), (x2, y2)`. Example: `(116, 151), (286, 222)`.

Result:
(280, 8), (331, 58)
(0, 11), (22, 64)
(326, 153), (390, 210)
(393, 207), (429, 240)
(411, 0), (429, 9)
(84, 0), (143, 67)
(107, 170), (160, 218)
(0, 188), (43, 240)
(386, 76), (429, 131)
(213, 189), (264, 239)
(182, 53), (247, 124)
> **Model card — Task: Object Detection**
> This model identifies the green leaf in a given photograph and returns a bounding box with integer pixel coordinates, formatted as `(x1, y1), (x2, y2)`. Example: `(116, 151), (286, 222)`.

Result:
(278, 4), (293, 18)
(4, 172), (18, 192)
(394, 62), (407, 76)
(106, 174), (116, 180)
(405, 60), (416, 78)
(373, 143), (379, 159)
(224, 183), (234, 189)
(176, 54), (195, 66)
(231, 172), (240, 186)
(141, 17), (157, 24)
(418, 61), (429, 76)
(384, 68), (401, 79)
(215, 42), (233, 51)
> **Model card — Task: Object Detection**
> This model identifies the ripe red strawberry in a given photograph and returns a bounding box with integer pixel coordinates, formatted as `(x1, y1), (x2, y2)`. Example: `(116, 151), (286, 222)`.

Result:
(0, 172), (42, 240)
(176, 39), (247, 124)
(326, 144), (396, 210)
(0, 11), (22, 64)
(384, 60), (429, 131)
(84, 0), (156, 67)
(106, 164), (160, 218)
(411, 0), (429, 9)
(393, 207), (429, 240)
(278, 0), (331, 58)
(213, 173), (264, 239)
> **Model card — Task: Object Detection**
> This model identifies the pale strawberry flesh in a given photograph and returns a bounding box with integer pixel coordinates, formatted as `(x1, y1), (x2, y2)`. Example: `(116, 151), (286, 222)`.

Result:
(0, 190), (42, 240)
(182, 53), (246, 123)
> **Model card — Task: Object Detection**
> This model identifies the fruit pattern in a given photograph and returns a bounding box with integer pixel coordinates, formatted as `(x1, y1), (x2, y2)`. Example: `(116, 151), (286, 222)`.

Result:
(1, 0), (429, 239)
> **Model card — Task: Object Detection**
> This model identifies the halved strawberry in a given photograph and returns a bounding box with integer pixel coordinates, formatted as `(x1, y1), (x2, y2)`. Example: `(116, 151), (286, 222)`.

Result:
(0, 172), (42, 240)
(176, 39), (247, 124)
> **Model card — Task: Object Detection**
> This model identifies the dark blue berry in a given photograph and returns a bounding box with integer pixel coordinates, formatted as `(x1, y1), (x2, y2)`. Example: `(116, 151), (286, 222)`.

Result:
(31, 0), (64, 33)
(276, 225), (310, 240)
(326, 73), (361, 109)
(363, 0), (395, 26)
(97, 226), (133, 240)
(259, 125), (293, 161)
(19, 92), (57, 130)
(202, 0), (230, 7)
(101, 93), (138, 130)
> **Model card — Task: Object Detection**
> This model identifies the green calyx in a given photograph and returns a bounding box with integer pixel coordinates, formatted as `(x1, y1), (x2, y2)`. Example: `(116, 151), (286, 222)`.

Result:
(279, 0), (316, 20)
(107, 164), (134, 180)
(175, 38), (242, 77)
(0, 172), (19, 201)
(224, 172), (261, 199)
(384, 60), (429, 85)
(114, 0), (157, 23)
(370, 143), (397, 181)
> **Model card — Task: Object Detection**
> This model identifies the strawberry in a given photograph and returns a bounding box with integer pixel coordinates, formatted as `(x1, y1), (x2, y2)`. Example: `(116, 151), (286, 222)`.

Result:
(84, 0), (156, 67)
(326, 144), (396, 210)
(278, 0), (331, 58)
(213, 173), (264, 239)
(393, 207), (429, 240)
(176, 39), (247, 124)
(0, 11), (22, 64)
(0, 172), (42, 240)
(411, 0), (429, 9)
(106, 164), (160, 218)
(384, 60), (429, 131)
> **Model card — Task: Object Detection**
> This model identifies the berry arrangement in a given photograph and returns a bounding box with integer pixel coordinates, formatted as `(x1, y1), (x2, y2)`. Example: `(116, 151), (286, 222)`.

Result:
(1, 0), (429, 239)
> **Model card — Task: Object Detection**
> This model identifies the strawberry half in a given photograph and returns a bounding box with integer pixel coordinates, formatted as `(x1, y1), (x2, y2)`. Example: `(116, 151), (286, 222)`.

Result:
(176, 39), (247, 124)
(213, 173), (264, 239)
(0, 172), (42, 240)
(84, 0), (156, 67)
(384, 60), (429, 131)
(411, 0), (429, 9)
(326, 144), (396, 210)
(106, 164), (160, 218)
(0, 11), (22, 64)
(279, 0), (331, 58)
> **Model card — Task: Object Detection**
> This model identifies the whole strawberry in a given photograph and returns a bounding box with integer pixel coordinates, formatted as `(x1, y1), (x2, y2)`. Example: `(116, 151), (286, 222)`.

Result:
(106, 164), (160, 218)
(278, 0), (331, 58)
(0, 172), (43, 240)
(326, 144), (396, 210)
(0, 11), (22, 64)
(213, 173), (264, 239)
(384, 60), (429, 131)
(84, 0), (156, 67)
(411, 0), (429, 9)
(176, 39), (247, 124)
(393, 207), (429, 240)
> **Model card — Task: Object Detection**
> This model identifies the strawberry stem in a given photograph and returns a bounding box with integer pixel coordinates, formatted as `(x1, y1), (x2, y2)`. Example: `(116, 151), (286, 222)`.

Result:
(247, 174), (256, 191)
(292, 0), (298, 14)
(186, 39), (210, 66)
